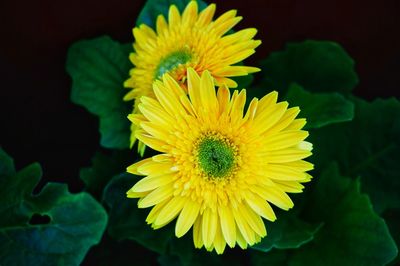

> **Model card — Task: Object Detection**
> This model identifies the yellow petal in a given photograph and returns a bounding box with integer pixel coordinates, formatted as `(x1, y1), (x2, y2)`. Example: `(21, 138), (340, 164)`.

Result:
(257, 91), (278, 114)
(221, 28), (258, 46)
(193, 215), (204, 248)
(214, 16), (243, 36)
(152, 154), (172, 162)
(213, 222), (226, 254)
(156, 14), (168, 35)
(202, 208), (218, 248)
(137, 160), (175, 175)
(244, 192), (277, 222)
(126, 158), (153, 175)
(236, 226), (248, 249)
(196, 3), (216, 27)
(153, 79), (185, 117)
(126, 188), (148, 198)
(239, 203), (267, 237)
(263, 107), (300, 136)
(232, 206), (256, 245)
(253, 102), (289, 135)
(275, 180), (305, 193)
(286, 118), (307, 130)
(153, 196), (186, 228)
(182, 0), (198, 26)
(168, 5), (181, 28)
(264, 148), (312, 163)
(229, 89), (246, 125)
(130, 173), (175, 193)
(252, 186), (294, 210)
(138, 185), (174, 208)
(135, 131), (168, 153)
(297, 141), (313, 151)
(262, 163), (308, 181)
(215, 77), (238, 88)
(200, 70), (218, 114)
(263, 130), (309, 151)
(140, 121), (170, 140)
(217, 86), (231, 116)
(284, 160), (314, 171)
(175, 200), (201, 238)
(146, 198), (169, 224)
(187, 68), (202, 112)
(138, 99), (175, 126)
(218, 205), (236, 247)
(223, 47), (254, 65)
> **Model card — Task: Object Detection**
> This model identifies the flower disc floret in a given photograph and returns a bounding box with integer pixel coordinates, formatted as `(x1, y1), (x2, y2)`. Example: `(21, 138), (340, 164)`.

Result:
(195, 133), (237, 179)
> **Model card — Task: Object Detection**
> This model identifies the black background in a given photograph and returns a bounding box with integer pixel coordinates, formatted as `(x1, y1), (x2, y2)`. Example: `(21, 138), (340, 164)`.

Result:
(1, 0), (400, 191)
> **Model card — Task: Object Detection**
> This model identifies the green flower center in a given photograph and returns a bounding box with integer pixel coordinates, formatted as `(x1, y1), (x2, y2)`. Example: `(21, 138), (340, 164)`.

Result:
(154, 50), (192, 79)
(197, 136), (236, 179)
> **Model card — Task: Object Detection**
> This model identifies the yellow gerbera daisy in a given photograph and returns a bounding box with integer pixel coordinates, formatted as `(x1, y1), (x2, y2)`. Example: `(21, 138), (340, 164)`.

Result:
(126, 69), (313, 254)
(124, 0), (261, 151)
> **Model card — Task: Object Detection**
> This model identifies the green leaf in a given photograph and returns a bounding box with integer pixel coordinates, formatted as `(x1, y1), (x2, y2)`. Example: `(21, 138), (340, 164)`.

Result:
(0, 148), (15, 177)
(383, 209), (400, 265)
(285, 83), (354, 129)
(137, 0), (208, 29)
(66, 36), (132, 149)
(258, 40), (358, 94)
(290, 163), (398, 266)
(103, 173), (174, 253)
(252, 212), (321, 252)
(0, 149), (108, 266)
(311, 97), (400, 213)
(80, 150), (132, 198)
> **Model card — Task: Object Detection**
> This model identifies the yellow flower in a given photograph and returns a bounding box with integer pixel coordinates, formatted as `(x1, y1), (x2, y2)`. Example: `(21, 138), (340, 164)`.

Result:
(124, 1), (261, 152)
(126, 69), (313, 254)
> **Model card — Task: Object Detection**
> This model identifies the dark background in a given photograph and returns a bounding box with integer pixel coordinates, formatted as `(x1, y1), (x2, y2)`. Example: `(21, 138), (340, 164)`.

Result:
(1, 0), (399, 190)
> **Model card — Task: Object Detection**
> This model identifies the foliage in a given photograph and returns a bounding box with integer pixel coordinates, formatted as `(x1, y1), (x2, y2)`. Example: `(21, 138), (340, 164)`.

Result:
(0, 149), (107, 266)
(66, 36), (132, 149)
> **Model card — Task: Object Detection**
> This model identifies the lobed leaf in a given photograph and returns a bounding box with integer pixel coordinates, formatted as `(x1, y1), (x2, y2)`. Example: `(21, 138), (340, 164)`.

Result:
(66, 36), (132, 149)
(252, 212), (322, 252)
(285, 83), (354, 128)
(258, 40), (358, 94)
(0, 149), (108, 266)
(290, 163), (398, 266)
(310, 97), (400, 213)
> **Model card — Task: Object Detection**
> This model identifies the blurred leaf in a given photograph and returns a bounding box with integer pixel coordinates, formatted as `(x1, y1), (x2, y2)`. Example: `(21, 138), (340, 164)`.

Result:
(80, 150), (132, 198)
(66, 36), (132, 149)
(383, 209), (400, 265)
(0, 149), (108, 266)
(232, 73), (254, 90)
(291, 163), (398, 266)
(137, 0), (207, 29)
(258, 40), (358, 94)
(311, 97), (400, 213)
(250, 249), (288, 266)
(252, 212), (322, 252)
(82, 234), (157, 266)
(160, 235), (245, 266)
(103, 173), (174, 253)
(285, 83), (354, 128)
